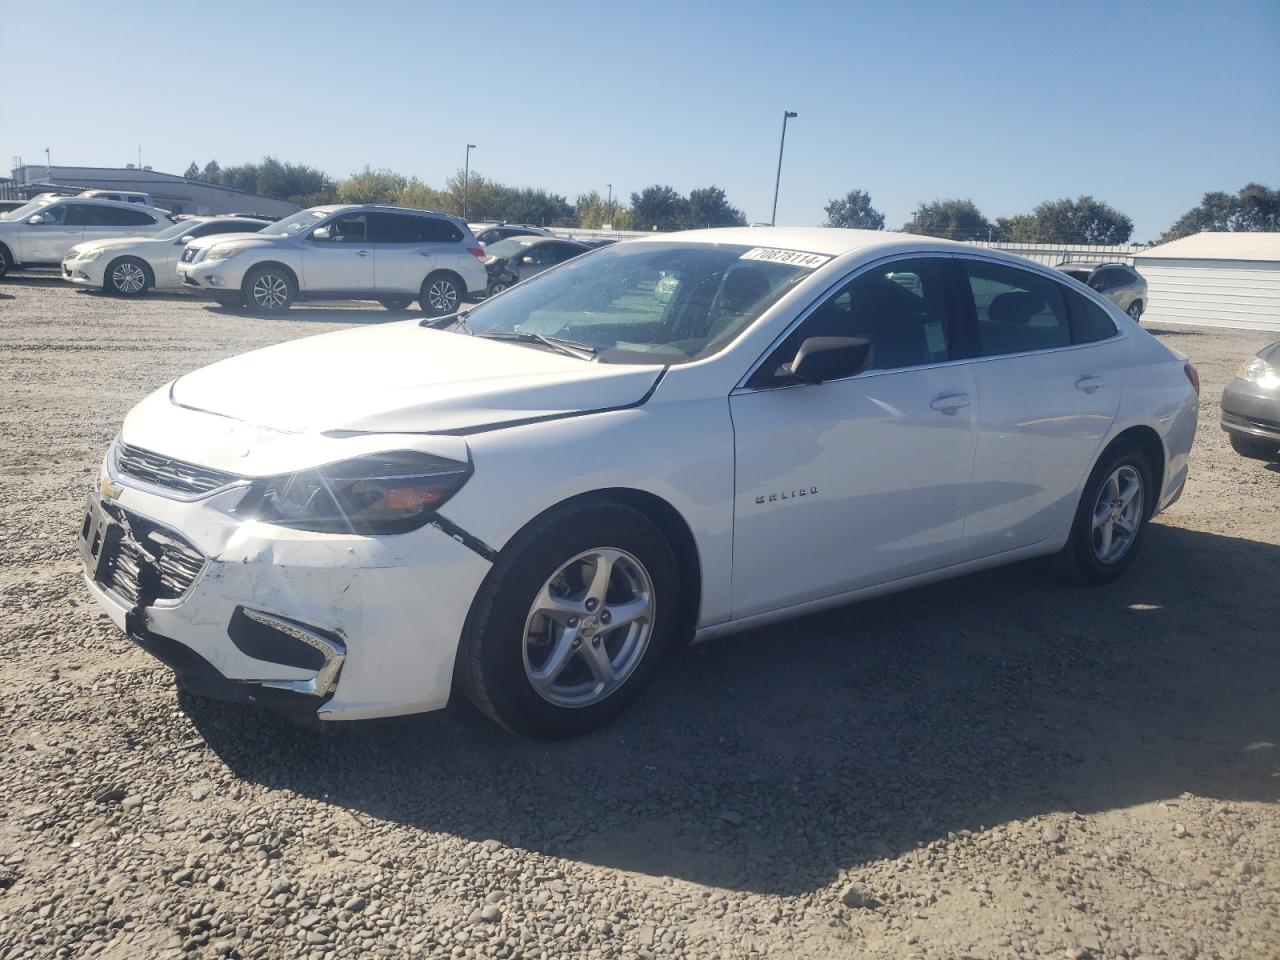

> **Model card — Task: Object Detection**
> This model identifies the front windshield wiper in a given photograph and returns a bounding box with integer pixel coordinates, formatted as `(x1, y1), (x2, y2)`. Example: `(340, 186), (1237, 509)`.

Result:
(477, 330), (598, 361)
(419, 309), (472, 332)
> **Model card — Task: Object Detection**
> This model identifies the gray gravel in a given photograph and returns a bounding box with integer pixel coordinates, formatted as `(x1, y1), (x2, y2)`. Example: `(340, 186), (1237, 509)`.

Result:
(1, 277), (1278, 959)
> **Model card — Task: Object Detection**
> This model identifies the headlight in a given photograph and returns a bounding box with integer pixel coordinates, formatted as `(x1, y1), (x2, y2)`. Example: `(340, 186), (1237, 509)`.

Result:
(72, 247), (104, 262)
(236, 451), (472, 535)
(205, 244), (247, 261)
(1237, 357), (1280, 390)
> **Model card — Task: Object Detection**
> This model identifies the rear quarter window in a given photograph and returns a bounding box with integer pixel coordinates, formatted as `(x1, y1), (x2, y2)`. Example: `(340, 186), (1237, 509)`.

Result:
(1063, 287), (1119, 343)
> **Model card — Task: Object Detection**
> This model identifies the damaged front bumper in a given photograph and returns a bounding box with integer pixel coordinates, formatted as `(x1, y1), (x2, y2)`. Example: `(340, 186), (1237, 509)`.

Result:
(78, 449), (494, 722)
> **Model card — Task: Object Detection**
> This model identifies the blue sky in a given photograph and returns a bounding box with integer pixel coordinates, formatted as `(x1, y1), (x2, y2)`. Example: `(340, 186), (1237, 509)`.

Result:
(1, 0), (1276, 240)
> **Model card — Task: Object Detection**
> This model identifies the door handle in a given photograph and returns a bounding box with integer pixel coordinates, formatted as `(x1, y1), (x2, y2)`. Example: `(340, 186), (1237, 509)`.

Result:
(355, 250), (369, 257)
(930, 393), (971, 413)
(1075, 375), (1106, 393)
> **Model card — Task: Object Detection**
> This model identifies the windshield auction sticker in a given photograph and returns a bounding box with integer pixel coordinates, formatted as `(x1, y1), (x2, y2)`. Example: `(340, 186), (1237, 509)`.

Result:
(739, 248), (832, 269)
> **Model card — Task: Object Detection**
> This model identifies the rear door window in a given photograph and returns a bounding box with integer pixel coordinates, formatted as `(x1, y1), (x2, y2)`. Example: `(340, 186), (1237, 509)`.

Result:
(961, 260), (1071, 356)
(368, 213), (462, 244)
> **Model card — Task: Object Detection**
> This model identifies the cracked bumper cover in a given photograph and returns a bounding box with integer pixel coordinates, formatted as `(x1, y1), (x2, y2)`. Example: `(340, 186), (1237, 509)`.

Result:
(82, 478), (494, 722)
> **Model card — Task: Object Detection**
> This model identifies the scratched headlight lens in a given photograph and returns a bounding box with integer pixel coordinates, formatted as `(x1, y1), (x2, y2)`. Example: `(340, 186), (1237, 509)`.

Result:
(237, 451), (471, 535)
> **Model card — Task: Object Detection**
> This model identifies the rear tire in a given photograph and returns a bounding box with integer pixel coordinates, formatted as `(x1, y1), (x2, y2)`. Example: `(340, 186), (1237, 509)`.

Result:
(458, 501), (679, 739)
(105, 257), (152, 297)
(0, 244), (11, 279)
(1229, 433), (1280, 460)
(1052, 439), (1153, 584)
(1127, 301), (1143, 321)
(241, 265), (295, 312)
(419, 271), (463, 316)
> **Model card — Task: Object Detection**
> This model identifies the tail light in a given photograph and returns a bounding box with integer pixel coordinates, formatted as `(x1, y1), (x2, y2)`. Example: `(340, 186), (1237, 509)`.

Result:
(1184, 362), (1200, 394)
(467, 247), (485, 260)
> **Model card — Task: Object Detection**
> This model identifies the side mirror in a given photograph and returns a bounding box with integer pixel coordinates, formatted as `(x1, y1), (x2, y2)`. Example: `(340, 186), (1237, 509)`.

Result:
(784, 336), (873, 384)
(26, 214), (44, 225)
(177, 235), (195, 245)
(311, 226), (331, 241)
(521, 255), (535, 265)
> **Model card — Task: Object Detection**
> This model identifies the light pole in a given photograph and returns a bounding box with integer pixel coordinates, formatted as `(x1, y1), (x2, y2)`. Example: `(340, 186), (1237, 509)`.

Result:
(463, 143), (476, 219)
(770, 111), (797, 226)
(606, 183), (612, 226)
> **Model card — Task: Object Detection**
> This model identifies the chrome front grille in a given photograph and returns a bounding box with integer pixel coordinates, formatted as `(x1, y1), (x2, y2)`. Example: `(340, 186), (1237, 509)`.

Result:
(116, 444), (238, 496)
(98, 509), (206, 604)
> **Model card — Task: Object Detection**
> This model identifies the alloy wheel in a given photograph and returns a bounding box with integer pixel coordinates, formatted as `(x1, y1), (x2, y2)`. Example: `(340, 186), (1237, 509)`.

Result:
(427, 279), (459, 312)
(1127, 302), (1142, 320)
(1091, 465), (1143, 564)
(252, 273), (289, 310)
(112, 262), (146, 294)
(522, 547), (655, 708)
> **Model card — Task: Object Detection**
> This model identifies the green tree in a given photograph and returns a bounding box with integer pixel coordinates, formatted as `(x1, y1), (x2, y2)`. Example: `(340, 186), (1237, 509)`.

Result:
(630, 185), (689, 231)
(1005, 196), (1132, 244)
(902, 199), (992, 240)
(823, 189), (885, 229)
(686, 186), (746, 228)
(337, 167), (409, 205)
(1160, 183), (1280, 242)
(183, 161), (200, 180)
(575, 191), (634, 229)
(200, 159), (221, 181)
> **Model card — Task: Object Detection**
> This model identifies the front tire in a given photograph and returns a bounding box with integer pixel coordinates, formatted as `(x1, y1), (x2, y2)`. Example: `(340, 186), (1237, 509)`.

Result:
(379, 298), (413, 311)
(0, 244), (11, 279)
(241, 265), (295, 312)
(1053, 440), (1153, 584)
(105, 257), (151, 297)
(1229, 433), (1280, 460)
(458, 501), (680, 739)
(420, 271), (463, 316)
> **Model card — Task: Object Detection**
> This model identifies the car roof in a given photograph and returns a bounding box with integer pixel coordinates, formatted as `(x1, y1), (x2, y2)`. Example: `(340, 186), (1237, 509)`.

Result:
(43, 195), (169, 214)
(311, 203), (464, 221)
(631, 226), (981, 258)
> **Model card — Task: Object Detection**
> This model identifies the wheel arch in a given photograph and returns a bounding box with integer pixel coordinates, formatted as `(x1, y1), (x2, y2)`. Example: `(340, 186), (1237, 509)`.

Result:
(243, 260), (299, 291)
(422, 268), (467, 296)
(1104, 424), (1165, 516)
(487, 486), (703, 644)
(106, 254), (155, 289)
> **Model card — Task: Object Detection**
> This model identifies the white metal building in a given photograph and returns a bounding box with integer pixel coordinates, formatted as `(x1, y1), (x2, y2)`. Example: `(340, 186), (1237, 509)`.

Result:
(1133, 232), (1280, 332)
(6, 165), (300, 219)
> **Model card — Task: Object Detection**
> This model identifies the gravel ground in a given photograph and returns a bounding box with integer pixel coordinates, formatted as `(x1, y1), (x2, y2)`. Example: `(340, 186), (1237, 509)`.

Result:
(0, 277), (1277, 960)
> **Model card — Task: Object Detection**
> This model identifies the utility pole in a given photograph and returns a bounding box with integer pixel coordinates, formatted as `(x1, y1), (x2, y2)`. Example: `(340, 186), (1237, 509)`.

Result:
(137, 145), (142, 169)
(45, 147), (51, 176)
(463, 144), (476, 220)
(770, 111), (797, 226)
(606, 183), (612, 226)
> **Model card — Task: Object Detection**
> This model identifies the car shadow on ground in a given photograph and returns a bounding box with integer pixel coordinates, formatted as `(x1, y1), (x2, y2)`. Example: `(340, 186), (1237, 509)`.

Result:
(199, 303), (416, 325)
(1144, 326), (1206, 338)
(1, 273), (68, 288)
(180, 523), (1280, 896)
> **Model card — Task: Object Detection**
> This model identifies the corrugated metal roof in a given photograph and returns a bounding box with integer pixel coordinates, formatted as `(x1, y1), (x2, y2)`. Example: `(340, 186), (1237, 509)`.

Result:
(1134, 231), (1280, 263)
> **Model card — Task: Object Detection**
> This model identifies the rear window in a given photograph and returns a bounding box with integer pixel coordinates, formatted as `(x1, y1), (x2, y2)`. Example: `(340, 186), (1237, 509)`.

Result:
(962, 260), (1071, 356)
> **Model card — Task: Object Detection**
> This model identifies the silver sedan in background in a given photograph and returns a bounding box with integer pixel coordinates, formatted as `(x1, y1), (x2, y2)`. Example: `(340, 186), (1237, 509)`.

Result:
(1221, 339), (1280, 459)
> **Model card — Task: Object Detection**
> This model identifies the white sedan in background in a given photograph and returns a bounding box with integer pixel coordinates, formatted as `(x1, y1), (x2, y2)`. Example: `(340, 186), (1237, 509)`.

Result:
(0, 195), (172, 278)
(63, 216), (270, 296)
(79, 228), (1198, 738)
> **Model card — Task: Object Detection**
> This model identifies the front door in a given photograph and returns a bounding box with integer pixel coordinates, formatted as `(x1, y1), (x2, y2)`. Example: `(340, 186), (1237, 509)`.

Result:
(21, 202), (83, 263)
(302, 213), (375, 292)
(729, 256), (978, 618)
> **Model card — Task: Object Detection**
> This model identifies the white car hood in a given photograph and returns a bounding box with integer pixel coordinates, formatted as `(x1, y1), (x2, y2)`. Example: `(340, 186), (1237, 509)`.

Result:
(73, 236), (163, 255)
(185, 231), (279, 250)
(168, 320), (663, 435)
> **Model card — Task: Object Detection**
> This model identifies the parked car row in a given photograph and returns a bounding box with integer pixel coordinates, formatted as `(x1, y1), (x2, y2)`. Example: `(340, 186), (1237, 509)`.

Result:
(0, 194), (175, 277)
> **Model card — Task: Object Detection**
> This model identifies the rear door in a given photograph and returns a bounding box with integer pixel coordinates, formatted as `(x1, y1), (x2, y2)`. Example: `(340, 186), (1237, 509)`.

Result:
(21, 202), (84, 262)
(956, 257), (1123, 554)
(302, 212), (375, 292)
(367, 212), (460, 296)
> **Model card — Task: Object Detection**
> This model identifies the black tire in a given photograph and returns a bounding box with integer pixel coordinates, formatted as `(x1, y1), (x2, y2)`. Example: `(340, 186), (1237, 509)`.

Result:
(486, 280), (510, 298)
(0, 244), (11, 279)
(105, 256), (152, 297)
(1229, 433), (1280, 460)
(1052, 439), (1153, 584)
(241, 265), (296, 312)
(419, 271), (463, 316)
(457, 501), (680, 739)
(378, 298), (413, 311)
(1127, 301), (1143, 321)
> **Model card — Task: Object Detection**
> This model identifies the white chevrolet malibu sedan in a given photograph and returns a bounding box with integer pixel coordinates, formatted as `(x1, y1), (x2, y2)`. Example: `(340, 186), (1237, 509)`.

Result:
(80, 228), (1199, 738)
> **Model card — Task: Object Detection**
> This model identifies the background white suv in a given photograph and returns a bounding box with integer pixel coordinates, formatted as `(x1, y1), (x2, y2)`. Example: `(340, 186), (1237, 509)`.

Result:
(0, 196), (171, 277)
(178, 204), (487, 314)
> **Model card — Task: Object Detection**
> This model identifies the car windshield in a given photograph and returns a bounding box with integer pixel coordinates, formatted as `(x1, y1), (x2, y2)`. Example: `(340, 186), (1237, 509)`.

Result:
(1, 198), (53, 221)
(462, 241), (814, 364)
(484, 237), (538, 260)
(260, 209), (328, 237)
(155, 219), (210, 240)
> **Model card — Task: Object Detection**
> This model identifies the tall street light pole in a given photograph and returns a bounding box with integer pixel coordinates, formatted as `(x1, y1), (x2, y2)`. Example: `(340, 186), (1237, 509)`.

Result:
(463, 144), (476, 220)
(770, 111), (798, 226)
(606, 183), (612, 225)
